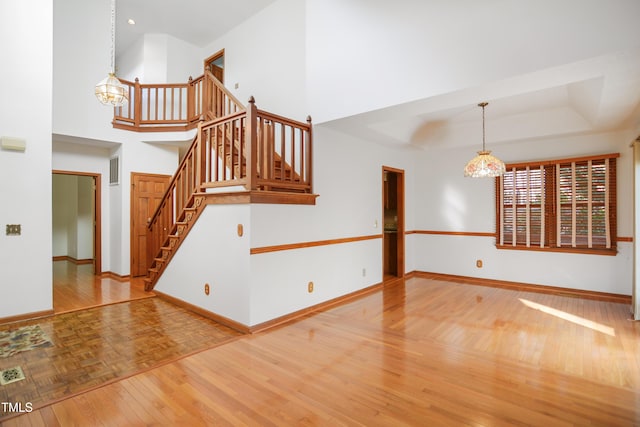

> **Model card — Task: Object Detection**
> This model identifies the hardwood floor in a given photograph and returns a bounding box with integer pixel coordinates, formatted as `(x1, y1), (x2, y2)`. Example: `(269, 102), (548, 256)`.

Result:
(3, 276), (639, 425)
(52, 261), (152, 313)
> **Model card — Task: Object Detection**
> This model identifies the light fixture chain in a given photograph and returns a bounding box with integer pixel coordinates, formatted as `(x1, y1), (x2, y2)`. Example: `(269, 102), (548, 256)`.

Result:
(110, 0), (116, 73)
(482, 103), (486, 152)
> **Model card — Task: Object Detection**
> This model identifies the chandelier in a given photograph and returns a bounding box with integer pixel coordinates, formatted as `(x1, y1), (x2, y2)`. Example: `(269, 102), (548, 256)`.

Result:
(463, 102), (505, 178)
(95, 0), (128, 106)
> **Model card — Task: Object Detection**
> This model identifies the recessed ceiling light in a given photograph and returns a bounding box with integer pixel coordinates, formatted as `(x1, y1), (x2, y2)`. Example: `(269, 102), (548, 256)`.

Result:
(127, 18), (135, 25)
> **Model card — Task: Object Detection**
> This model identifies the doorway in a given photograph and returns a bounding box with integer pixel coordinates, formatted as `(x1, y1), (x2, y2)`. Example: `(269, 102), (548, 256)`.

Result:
(204, 49), (225, 83)
(130, 172), (171, 277)
(52, 170), (101, 274)
(382, 167), (404, 279)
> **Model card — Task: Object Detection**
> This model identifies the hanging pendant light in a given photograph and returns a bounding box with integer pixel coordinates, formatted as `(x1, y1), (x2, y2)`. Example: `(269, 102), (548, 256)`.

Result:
(463, 102), (505, 178)
(95, 0), (128, 106)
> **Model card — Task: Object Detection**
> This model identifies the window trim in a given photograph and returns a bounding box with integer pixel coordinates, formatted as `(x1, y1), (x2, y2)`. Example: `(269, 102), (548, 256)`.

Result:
(495, 152), (619, 256)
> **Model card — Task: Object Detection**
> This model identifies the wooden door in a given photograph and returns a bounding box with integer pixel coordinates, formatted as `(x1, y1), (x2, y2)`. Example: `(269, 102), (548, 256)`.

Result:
(382, 167), (405, 279)
(130, 173), (171, 277)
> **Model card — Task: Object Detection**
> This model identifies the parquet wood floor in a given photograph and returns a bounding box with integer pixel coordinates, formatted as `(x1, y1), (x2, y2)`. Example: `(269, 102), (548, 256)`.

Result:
(4, 277), (639, 426)
(0, 298), (242, 422)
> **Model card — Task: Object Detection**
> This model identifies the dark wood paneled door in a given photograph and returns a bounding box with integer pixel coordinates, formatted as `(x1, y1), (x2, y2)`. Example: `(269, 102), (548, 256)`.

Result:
(382, 167), (405, 279)
(130, 173), (171, 277)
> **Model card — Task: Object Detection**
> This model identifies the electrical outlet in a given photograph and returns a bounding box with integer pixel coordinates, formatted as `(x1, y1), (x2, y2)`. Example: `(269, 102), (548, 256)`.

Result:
(476, 260), (483, 268)
(204, 283), (210, 295)
(362, 268), (366, 277)
(308, 281), (314, 293)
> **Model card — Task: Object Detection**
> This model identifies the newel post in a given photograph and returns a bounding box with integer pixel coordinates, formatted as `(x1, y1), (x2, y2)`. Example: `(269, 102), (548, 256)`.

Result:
(186, 76), (195, 122)
(245, 96), (258, 191)
(195, 119), (206, 190)
(134, 78), (142, 128)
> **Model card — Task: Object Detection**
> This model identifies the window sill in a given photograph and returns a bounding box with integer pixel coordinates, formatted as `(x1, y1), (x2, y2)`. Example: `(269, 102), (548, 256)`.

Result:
(495, 244), (617, 256)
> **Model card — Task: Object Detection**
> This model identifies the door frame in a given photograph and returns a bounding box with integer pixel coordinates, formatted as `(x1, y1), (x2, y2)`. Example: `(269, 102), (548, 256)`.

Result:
(382, 166), (405, 278)
(52, 170), (102, 275)
(204, 49), (225, 83)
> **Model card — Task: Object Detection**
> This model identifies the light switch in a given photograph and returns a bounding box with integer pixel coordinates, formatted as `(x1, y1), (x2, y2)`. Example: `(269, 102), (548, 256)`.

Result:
(6, 224), (21, 235)
(1, 137), (26, 151)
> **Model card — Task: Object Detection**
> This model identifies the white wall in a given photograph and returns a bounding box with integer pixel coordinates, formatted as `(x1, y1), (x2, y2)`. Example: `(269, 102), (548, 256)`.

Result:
(201, 0), (307, 120)
(119, 34), (202, 83)
(249, 238), (380, 325)
(166, 35), (203, 82)
(53, 0), (115, 141)
(413, 130), (634, 295)
(118, 37), (145, 82)
(246, 125), (415, 324)
(0, 0), (53, 318)
(77, 176), (94, 259)
(52, 174), (74, 257)
(306, 0), (640, 123)
(155, 204), (252, 325)
(156, 123), (416, 327)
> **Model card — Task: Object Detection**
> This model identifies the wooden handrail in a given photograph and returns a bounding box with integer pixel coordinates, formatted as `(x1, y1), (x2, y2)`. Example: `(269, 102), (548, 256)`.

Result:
(113, 73), (244, 132)
(203, 70), (245, 120)
(113, 75), (207, 132)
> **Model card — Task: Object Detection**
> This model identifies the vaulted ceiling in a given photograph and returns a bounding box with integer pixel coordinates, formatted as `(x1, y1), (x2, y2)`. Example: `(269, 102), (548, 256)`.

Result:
(324, 49), (640, 151)
(116, 0), (276, 53)
(115, 1), (640, 151)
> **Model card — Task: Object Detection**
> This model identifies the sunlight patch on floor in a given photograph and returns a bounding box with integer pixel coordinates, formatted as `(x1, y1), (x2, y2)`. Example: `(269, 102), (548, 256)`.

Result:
(519, 298), (615, 336)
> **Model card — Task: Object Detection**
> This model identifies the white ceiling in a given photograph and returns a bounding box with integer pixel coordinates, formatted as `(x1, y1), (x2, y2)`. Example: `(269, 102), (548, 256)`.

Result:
(324, 49), (640, 151)
(113, 1), (640, 151)
(115, 0), (276, 53)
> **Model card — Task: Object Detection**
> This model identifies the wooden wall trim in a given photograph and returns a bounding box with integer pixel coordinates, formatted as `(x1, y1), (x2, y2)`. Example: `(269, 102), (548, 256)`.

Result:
(53, 256), (93, 265)
(153, 291), (250, 334)
(408, 230), (632, 241)
(0, 309), (55, 326)
(155, 282), (386, 335)
(407, 230), (496, 237)
(411, 271), (631, 304)
(200, 191), (318, 206)
(99, 271), (131, 282)
(250, 234), (382, 255)
(249, 282), (385, 333)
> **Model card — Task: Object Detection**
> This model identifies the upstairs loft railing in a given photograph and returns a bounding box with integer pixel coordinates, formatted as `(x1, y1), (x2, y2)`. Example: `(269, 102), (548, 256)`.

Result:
(113, 70), (244, 132)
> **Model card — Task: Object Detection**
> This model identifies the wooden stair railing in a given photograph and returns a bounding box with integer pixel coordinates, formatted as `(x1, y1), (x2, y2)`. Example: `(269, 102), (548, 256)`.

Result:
(144, 97), (313, 290)
(113, 72), (244, 132)
(202, 69), (244, 121)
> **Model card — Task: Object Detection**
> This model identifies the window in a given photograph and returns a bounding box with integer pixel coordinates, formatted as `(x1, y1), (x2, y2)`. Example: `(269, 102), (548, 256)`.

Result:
(496, 153), (618, 255)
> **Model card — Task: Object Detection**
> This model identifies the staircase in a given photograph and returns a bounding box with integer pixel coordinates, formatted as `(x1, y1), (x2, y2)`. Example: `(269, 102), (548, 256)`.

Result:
(139, 75), (314, 291)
